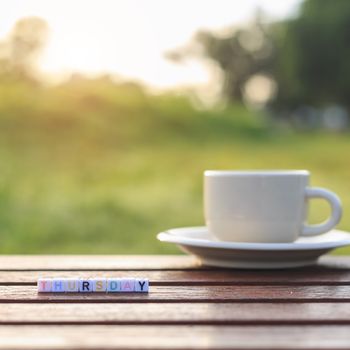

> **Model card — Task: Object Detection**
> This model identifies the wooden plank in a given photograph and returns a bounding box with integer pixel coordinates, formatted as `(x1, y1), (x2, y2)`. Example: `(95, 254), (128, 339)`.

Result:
(0, 255), (199, 270)
(0, 303), (350, 325)
(0, 255), (347, 271)
(2, 266), (350, 285)
(0, 325), (349, 349)
(1, 285), (350, 302)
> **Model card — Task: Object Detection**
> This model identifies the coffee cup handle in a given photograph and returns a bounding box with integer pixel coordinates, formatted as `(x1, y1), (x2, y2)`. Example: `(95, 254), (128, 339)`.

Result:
(302, 187), (342, 236)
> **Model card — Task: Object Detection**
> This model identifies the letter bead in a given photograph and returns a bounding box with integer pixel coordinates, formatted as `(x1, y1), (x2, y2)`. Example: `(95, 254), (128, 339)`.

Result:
(135, 279), (149, 293)
(64, 278), (79, 292)
(107, 278), (121, 292)
(92, 278), (107, 292)
(38, 278), (52, 293)
(121, 278), (135, 292)
(79, 279), (93, 292)
(52, 278), (65, 293)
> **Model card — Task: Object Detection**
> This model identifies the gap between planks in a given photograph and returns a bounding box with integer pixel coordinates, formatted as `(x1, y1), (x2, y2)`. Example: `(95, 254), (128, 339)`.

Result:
(1, 285), (350, 303)
(0, 255), (347, 271)
(1, 269), (350, 286)
(0, 303), (350, 326)
(3, 257), (350, 287)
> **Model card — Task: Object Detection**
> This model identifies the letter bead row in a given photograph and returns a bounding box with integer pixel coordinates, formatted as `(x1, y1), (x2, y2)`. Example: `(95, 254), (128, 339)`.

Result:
(38, 278), (149, 293)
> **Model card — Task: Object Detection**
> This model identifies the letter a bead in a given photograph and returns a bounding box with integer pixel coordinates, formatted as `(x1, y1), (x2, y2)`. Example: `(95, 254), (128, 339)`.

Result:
(121, 278), (135, 292)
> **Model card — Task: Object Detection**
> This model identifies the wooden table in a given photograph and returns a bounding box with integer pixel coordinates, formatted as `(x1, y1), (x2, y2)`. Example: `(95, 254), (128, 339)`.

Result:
(1, 255), (350, 349)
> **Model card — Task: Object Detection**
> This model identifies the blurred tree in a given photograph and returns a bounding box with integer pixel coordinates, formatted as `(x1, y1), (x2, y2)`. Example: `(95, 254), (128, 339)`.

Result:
(273, 0), (350, 113)
(197, 23), (275, 102)
(0, 17), (48, 81)
(167, 11), (276, 105)
(169, 0), (350, 126)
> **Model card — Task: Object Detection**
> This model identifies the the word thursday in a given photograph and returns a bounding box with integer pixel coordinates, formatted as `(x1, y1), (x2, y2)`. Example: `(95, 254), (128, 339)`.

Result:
(38, 278), (149, 293)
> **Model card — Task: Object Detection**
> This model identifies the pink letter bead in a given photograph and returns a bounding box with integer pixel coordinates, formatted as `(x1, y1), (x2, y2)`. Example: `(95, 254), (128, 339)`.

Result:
(79, 279), (93, 292)
(107, 278), (121, 292)
(92, 278), (107, 292)
(38, 278), (52, 292)
(64, 278), (79, 292)
(120, 278), (135, 292)
(135, 279), (149, 293)
(52, 278), (65, 293)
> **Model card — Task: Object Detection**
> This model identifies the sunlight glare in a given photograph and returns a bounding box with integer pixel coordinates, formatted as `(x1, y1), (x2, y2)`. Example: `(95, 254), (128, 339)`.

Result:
(0, 0), (300, 88)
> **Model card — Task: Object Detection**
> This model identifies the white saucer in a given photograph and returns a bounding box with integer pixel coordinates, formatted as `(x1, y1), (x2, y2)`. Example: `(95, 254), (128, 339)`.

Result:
(157, 227), (350, 269)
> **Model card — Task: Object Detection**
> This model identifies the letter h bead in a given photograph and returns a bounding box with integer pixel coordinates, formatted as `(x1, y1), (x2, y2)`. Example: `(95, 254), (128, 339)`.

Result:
(52, 278), (65, 293)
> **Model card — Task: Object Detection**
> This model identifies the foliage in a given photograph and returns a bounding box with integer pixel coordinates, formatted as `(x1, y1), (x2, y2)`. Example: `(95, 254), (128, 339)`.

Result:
(0, 13), (349, 254)
(172, 0), (350, 122)
(168, 11), (276, 104)
(273, 0), (350, 111)
(194, 15), (275, 102)
(0, 78), (349, 254)
(0, 17), (48, 82)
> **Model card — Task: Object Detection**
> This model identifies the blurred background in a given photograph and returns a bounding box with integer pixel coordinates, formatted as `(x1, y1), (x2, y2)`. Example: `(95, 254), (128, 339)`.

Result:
(0, 0), (349, 254)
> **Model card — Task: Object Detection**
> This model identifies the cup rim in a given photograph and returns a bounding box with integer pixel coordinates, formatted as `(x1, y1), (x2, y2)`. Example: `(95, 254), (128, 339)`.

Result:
(204, 170), (309, 177)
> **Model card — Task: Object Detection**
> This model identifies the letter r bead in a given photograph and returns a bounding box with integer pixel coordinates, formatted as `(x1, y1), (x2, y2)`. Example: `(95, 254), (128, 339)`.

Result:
(79, 279), (93, 293)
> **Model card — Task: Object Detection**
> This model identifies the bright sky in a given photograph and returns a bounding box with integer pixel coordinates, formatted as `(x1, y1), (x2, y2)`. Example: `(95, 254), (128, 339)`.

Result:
(0, 0), (301, 88)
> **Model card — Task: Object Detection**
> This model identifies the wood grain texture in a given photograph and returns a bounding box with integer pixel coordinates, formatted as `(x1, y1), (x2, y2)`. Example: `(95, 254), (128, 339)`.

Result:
(0, 325), (349, 349)
(0, 303), (350, 325)
(0, 255), (347, 271)
(1, 255), (350, 349)
(2, 266), (350, 285)
(0, 285), (349, 302)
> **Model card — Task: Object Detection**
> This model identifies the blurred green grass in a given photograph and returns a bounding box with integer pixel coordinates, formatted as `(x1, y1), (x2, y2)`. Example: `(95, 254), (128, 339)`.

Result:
(0, 79), (349, 254)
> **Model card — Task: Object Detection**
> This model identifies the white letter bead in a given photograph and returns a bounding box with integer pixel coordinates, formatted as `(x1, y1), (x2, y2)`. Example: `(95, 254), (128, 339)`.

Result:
(121, 278), (135, 292)
(38, 278), (52, 292)
(135, 279), (149, 293)
(52, 278), (65, 293)
(92, 278), (107, 292)
(64, 278), (79, 292)
(79, 279), (93, 292)
(107, 278), (121, 292)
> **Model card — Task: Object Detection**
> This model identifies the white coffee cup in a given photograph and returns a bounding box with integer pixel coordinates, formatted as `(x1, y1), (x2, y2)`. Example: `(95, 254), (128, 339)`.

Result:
(204, 170), (342, 243)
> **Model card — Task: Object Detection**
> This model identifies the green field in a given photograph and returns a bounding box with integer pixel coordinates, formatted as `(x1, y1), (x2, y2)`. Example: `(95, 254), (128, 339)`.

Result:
(0, 79), (349, 254)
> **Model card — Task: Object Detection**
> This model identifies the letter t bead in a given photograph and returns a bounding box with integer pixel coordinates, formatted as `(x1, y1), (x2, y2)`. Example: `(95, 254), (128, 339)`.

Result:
(38, 278), (52, 292)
